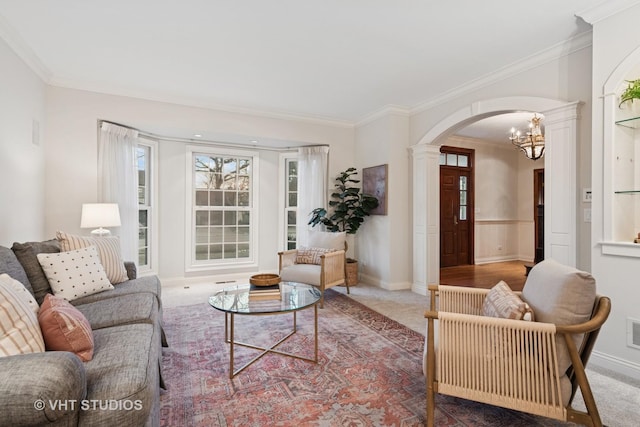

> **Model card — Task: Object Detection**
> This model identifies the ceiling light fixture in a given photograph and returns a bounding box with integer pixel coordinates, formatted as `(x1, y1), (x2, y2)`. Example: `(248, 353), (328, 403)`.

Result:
(508, 114), (545, 160)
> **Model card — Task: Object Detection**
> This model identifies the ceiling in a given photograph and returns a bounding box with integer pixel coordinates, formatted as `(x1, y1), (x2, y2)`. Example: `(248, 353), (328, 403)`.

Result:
(0, 0), (601, 141)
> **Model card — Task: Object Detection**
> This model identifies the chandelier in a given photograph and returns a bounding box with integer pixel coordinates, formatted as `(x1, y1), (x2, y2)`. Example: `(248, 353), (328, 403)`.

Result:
(508, 114), (545, 160)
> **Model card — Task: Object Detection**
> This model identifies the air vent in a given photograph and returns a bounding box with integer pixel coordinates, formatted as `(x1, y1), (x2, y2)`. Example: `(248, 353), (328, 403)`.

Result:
(627, 318), (640, 350)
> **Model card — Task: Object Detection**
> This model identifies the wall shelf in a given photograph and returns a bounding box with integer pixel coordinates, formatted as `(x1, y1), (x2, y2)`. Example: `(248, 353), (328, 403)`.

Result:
(615, 115), (640, 128)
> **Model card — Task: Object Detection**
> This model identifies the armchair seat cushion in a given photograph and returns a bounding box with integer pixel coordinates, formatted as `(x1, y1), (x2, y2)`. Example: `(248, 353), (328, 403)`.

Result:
(280, 264), (322, 287)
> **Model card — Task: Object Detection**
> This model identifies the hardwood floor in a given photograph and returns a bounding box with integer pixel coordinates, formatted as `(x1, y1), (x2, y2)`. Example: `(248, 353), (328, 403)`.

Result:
(439, 260), (529, 291)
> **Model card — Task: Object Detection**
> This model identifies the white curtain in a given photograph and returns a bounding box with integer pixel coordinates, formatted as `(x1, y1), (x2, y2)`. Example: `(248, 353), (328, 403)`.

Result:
(98, 122), (139, 262)
(296, 146), (329, 247)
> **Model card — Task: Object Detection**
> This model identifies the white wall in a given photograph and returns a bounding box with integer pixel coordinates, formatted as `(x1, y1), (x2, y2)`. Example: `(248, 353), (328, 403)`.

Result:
(588, 3), (640, 380)
(354, 111), (411, 289)
(43, 86), (355, 283)
(0, 37), (47, 246)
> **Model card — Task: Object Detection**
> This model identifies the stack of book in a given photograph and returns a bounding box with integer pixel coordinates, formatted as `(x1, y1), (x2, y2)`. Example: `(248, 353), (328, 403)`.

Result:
(249, 283), (281, 301)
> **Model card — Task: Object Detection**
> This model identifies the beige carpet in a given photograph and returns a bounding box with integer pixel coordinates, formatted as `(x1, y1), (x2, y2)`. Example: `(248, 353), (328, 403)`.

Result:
(162, 280), (639, 426)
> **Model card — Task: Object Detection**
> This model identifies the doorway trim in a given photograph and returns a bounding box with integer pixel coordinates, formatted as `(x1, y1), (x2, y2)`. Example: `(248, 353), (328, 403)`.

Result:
(410, 96), (581, 295)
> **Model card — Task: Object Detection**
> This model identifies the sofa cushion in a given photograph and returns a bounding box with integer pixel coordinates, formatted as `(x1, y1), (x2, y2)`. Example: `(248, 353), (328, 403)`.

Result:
(482, 280), (534, 321)
(308, 230), (346, 250)
(0, 245), (32, 296)
(82, 323), (158, 426)
(37, 246), (114, 301)
(521, 259), (596, 375)
(12, 239), (60, 304)
(296, 247), (332, 265)
(280, 264), (322, 287)
(75, 293), (157, 330)
(38, 294), (94, 362)
(71, 275), (161, 306)
(56, 231), (128, 284)
(0, 275), (45, 356)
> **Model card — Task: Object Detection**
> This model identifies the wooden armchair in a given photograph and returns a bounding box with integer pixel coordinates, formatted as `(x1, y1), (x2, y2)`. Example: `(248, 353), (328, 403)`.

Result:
(424, 260), (611, 427)
(278, 231), (348, 308)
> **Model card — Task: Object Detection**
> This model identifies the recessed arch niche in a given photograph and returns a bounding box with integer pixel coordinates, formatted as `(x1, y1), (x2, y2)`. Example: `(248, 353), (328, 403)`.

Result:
(410, 96), (581, 295)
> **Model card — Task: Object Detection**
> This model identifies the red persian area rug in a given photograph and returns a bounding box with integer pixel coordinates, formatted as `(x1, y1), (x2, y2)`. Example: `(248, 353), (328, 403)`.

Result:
(159, 289), (574, 426)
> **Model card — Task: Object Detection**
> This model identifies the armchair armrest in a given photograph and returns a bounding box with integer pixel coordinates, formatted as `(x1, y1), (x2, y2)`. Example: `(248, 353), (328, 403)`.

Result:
(124, 261), (137, 280)
(0, 351), (86, 426)
(278, 249), (298, 271)
(320, 249), (346, 286)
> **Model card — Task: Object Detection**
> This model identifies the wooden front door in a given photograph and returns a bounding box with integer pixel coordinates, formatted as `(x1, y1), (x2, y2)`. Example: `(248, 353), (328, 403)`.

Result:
(440, 147), (474, 268)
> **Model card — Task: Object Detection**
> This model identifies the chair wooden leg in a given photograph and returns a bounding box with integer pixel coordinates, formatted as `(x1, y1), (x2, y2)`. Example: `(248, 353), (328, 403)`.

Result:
(320, 284), (325, 309)
(345, 279), (350, 295)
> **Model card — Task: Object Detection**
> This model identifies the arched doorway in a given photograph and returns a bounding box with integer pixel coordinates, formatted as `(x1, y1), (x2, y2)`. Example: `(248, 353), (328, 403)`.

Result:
(409, 96), (581, 295)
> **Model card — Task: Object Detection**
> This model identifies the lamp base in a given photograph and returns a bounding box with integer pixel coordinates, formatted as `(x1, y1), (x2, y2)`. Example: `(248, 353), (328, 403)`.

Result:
(90, 227), (111, 237)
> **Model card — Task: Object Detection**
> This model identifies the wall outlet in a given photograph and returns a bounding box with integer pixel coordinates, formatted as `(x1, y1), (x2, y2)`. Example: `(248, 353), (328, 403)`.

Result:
(497, 245), (503, 251)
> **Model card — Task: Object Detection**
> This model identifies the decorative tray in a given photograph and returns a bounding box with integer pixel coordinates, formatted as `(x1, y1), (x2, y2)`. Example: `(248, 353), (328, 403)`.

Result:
(249, 273), (281, 286)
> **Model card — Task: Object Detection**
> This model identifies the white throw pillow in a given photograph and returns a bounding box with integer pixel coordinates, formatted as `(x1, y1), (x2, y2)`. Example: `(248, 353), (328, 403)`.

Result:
(0, 274), (39, 315)
(37, 246), (114, 301)
(56, 231), (128, 284)
(0, 275), (45, 357)
(308, 231), (346, 250)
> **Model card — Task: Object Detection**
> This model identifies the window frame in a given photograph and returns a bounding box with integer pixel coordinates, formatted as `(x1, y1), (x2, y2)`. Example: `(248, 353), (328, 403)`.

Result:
(185, 145), (260, 272)
(278, 152), (298, 251)
(136, 137), (158, 275)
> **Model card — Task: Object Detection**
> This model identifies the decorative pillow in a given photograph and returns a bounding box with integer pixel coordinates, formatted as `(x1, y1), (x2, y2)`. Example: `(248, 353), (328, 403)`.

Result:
(11, 239), (61, 304)
(308, 231), (346, 251)
(38, 293), (94, 361)
(56, 231), (128, 284)
(0, 275), (45, 357)
(482, 281), (534, 321)
(296, 247), (333, 265)
(37, 246), (114, 301)
(0, 274), (39, 315)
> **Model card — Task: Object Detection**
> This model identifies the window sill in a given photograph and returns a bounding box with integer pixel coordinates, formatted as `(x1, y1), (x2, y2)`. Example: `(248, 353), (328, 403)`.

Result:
(600, 241), (640, 258)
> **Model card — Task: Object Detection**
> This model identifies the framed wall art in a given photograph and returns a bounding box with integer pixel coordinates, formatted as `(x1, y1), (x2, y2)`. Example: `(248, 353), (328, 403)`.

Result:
(362, 164), (388, 215)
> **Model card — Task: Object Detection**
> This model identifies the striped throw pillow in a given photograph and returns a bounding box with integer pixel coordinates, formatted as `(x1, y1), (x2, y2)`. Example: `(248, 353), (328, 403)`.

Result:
(56, 231), (128, 284)
(0, 274), (39, 315)
(296, 247), (333, 265)
(0, 275), (45, 357)
(482, 280), (534, 321)
(37, 246), (114, 301)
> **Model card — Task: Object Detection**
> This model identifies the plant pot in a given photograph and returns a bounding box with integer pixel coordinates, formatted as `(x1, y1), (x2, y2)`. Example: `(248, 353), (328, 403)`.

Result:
(345, 259), (358, 286)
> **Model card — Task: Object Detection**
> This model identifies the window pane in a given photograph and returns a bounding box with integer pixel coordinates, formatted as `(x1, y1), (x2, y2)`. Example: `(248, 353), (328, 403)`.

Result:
(439, 153), (446, 165)
(195, 227), (209, 244)
(238, 226), (250, 242)
(238, 243), (250, 258)
(210, 191), (223, 206)
(138, 249), (147, 266)
(238, 192), (250, 206)
(447, 154), (457, 166)
(288, 177), (298, 192)
(139, 210), (148, 227)
(224, 191), (237, 206)
(289, 193), (297, 207)
(460, 191), (467, 206)
(224, 211), (236, 226)
(238, 159), (250, 174)
(195, 245), (208, 260)
(287, 226), (296, 242)
(460, 176), (467, 191)
(138, 228), (148, 247)
(237, 211), (250, 226)
(209, 227), (223, 243)
(224, 227), (237, 243)
(287, 211), (296, 225)
(210, 211), (223, 226)
(238, 176), (249, 190)
(458, 155), (468, 167)
(196, 191), (208, 206)
(196, 211), (209, 226)
(223, 244), (236, 258)
(210, 244), (223, 259)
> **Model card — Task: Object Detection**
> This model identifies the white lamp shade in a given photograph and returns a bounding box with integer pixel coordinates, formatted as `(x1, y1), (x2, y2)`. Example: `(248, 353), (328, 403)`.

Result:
(80, 203), (121, 228)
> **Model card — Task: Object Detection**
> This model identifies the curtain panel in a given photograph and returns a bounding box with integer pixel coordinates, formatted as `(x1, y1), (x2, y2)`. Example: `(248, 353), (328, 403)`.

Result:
(296, 146), (329, 247)
(98, 122), (138, 262)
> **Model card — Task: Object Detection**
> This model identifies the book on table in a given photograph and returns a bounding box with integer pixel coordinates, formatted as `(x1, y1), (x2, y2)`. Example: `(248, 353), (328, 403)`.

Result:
(249, 283), (281, 300)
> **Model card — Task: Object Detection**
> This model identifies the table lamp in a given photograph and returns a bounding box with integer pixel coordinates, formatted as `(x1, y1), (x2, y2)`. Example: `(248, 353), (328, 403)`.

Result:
(80, 203), (121, 236)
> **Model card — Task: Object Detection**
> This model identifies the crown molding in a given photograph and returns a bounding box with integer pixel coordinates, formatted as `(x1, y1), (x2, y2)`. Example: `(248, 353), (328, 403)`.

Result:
(0, 13), (51, 82)
(410, 30), (593, 115)
(48, 77), (356, 129)
(355, 104), (411, 127)
(576, 0), (640, 24)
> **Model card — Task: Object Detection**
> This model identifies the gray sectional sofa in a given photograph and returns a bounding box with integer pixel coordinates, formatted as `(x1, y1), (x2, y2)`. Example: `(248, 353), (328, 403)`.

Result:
(0, 240), (166, 427)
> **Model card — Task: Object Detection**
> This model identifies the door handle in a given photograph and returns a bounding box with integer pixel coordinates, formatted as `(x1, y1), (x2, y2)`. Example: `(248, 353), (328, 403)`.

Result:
(454, 215), (458, 225)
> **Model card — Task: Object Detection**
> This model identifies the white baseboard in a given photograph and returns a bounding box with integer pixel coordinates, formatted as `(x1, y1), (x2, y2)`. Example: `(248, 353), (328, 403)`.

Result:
(474, 255), (523, 265)
(161, 270), (278, 289)
(589, 350), (640, 381)
(358, 273), (412, 291)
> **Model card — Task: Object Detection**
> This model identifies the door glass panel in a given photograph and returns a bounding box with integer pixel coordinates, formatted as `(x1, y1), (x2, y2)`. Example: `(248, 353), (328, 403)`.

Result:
(459, 176), (467, 191)
(446, 154), (457, 166)
(458, 155), (468, 167)
(439, 153), (446, 165)
(460, 191), (467, 206)
(459, 205), (467, 221)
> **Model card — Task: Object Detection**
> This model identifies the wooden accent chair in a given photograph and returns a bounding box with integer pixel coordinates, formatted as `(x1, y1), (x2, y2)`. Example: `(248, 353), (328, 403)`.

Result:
(278, 231), (348, 308)
(424, 259), (611, 427)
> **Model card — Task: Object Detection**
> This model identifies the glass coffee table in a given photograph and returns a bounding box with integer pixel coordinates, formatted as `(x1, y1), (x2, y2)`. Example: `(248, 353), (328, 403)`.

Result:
(209, 281), (321, 378)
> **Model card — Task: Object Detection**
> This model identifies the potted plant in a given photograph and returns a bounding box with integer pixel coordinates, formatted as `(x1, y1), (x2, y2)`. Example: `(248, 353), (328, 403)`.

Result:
(619, 78), (640, 108)
(308, 167), (379, 286)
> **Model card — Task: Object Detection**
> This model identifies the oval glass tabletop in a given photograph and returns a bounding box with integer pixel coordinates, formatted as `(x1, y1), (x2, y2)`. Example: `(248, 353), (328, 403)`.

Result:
(208, 281), (321, 315)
